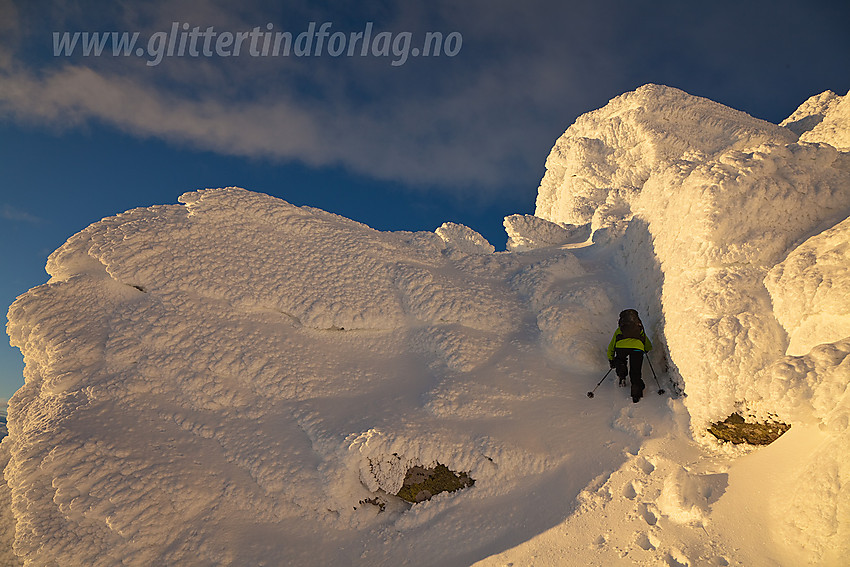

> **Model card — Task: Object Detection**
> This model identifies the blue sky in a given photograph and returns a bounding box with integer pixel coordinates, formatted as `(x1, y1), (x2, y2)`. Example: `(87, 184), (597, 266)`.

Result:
(1, 0), (849, 401)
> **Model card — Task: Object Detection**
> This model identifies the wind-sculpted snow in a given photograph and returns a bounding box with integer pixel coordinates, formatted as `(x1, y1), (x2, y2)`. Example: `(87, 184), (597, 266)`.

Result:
(750, 216), (850, 562)
(4, 187), (627, 566)
(528, 84), (850, 564)
(435, 221), (495, 255)
(536, 83), (850, 430)
(4, 84), (850, 566)
(782, 89), (850, 151)
(534, 84), (798, 230)
(502, 214), (590, 251)
(765, 215), (850, 356)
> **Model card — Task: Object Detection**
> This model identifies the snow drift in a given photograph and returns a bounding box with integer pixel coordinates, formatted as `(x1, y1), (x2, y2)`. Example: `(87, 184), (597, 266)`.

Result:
(2, 187), (631, 566)
(3, 84), (850, 566)
(532, 84), (850, 564)
(536, 84), (850, 426)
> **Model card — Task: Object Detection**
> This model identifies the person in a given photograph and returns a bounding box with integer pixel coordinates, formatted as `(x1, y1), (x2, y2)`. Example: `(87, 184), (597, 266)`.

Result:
(607, 309), (653, 403)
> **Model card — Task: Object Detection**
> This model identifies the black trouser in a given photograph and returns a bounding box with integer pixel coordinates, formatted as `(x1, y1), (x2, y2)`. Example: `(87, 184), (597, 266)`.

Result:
(614, 348), (645, 399)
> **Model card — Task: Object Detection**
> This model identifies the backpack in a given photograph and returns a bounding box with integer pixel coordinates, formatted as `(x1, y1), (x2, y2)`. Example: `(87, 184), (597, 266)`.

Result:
(618, 309), (644, 340)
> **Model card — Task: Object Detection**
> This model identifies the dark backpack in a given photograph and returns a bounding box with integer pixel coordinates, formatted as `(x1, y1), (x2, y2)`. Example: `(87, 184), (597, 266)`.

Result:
(618, 309), (644, 340)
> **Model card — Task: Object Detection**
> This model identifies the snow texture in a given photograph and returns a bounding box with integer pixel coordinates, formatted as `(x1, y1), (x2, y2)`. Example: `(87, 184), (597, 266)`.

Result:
(435, 221), (495, 255)
(2, 188), (616, 566)
(536, 84), (850, 429)
(503, 214), (590, 251)
(3, 84), (850, 566)
(782, 89), (850, 151)
(765, 215), (850, 356)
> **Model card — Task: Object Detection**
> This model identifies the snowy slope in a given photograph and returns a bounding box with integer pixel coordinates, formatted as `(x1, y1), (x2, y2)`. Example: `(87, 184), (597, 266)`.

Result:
(528, 84), (850, 565)
(536, 84), (850, 429)
(3, 85), (850, 566)
(2, 188), (639, 566)
(782, 89), (850, 151)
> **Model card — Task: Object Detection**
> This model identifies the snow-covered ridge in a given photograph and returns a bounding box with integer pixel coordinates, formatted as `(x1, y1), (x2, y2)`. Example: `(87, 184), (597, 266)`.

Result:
(3, 187), (618, 565)
(536, 83), (850, 430)
(534, 84), (799, 230)
(781, 89), (850, 150)
(3, 84), (849, 565)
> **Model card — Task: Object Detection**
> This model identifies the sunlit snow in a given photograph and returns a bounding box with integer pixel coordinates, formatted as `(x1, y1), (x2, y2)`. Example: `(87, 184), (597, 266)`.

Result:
(2, 84), (849, 566)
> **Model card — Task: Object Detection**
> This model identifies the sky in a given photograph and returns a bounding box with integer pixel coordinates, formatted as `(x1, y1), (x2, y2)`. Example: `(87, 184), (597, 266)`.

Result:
(0, 0), (849, 402)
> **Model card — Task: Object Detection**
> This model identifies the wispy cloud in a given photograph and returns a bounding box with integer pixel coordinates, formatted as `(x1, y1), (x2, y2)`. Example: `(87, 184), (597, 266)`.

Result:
(0, 1), (617, 193)
(1, 203), (44, 224)
(2, 0), (844, 193)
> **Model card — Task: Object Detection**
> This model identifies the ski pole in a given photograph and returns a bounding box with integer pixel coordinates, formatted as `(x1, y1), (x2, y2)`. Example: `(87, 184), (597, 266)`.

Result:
(587, 368), (613, 398)
(646, 356), (665, 395)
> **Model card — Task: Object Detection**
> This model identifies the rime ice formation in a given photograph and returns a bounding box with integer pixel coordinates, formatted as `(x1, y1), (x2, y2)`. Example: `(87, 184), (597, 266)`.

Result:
(3, 188), (618, 566)
(534, 84), (799, 230)
(502, 214), (590, 251)
(435, 221), (496, 255)
(782, 89), (850, 150)
(536, 83), (850, 429)
(765, 216), (850, 357)
(3, 84), (850, 566)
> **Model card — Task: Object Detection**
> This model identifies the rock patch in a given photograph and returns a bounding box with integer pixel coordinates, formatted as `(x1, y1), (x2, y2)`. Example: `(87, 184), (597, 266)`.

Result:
(396, 463), (474, 503)
(708, 413), (790, 445)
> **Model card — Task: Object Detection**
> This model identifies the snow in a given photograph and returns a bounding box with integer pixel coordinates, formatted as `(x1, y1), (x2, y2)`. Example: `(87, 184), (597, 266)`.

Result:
(535, 84), (850, 432)
(503, 214), (591, 251)
(765, 215), (850, 356)
(782, 89), (850, 151)
(3, 84), (850, 566)
(435, 222), (496, 255)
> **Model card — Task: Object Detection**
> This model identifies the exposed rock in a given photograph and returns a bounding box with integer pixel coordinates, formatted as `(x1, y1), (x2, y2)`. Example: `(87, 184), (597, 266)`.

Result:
(395, 463), (474, 503)
(707, 413), (790, 445)
(356, 496), (387, 512)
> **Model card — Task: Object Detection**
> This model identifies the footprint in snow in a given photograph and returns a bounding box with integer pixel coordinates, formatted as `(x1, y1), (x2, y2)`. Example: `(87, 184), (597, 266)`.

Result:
(663, 548), (691, 567)
(589, 534), (607, 549)
(612, 407), (654, 437)
(634, 455), (656, 474)
(638, 502), (658, 526)
(634, 531), (658, 551)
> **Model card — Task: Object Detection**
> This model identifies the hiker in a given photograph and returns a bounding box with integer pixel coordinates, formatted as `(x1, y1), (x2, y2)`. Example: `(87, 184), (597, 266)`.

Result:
(607, 309), (653, 403)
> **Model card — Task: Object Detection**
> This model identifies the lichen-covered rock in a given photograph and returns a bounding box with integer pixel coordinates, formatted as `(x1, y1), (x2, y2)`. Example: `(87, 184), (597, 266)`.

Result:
(395, 464), (474, 503)
(707, 413), (790, 445)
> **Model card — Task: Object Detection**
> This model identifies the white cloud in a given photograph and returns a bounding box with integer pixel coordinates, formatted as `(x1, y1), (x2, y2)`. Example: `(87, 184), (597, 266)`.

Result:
(3, 0), (718, 194)
(0, 1), (610, 192)
(1, 204), (43, 224)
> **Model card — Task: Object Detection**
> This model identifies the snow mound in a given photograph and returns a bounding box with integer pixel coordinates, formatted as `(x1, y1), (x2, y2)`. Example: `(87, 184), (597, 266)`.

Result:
(656, 465), (727, 526)
(534, 84), (797, 231)
(435, 221), (495, 255)
(781, 90), (840, 135)
(782, 89), (850, 150)
(535, 83), (850, 432)
(503, 214), (590, 251)
(766, 215), (850, 356)
(3, 187), (633, 566)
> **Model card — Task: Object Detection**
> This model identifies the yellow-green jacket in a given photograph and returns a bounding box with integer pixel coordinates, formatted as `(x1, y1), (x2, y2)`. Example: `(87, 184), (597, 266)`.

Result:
(607, 328), (652, 360)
